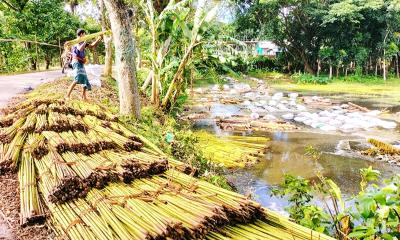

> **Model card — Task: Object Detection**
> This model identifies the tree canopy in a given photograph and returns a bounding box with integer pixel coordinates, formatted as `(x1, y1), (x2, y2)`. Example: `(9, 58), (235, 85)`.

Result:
(231, 0), (400, 78)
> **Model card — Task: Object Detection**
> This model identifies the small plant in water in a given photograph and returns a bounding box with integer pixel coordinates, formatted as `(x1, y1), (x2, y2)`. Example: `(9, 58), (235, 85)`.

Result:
(305, 145), (322, 160)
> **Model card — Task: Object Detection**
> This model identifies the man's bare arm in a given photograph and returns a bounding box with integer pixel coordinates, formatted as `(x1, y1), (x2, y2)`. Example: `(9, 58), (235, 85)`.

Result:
(77, 42), (86, 51)
(88, 36), (103, 49)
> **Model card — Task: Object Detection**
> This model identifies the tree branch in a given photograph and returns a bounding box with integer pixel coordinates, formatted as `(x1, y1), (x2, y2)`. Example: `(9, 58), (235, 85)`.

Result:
(0, 0), (19, 11)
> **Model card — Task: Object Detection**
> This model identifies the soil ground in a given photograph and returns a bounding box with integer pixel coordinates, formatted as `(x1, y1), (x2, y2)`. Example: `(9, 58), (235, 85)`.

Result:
(0, 173), (54, 240)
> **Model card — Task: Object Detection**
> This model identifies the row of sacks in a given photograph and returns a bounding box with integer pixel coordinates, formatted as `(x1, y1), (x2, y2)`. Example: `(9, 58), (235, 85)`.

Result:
(193, 83), (398, 133)
(291, 110), (397, 132)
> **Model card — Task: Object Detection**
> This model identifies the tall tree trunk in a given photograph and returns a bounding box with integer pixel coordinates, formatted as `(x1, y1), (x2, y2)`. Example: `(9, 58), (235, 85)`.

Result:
(375, 60), (378, 76)
(336, 66), (339, 78)
(134, 13), (141, 70)
(92, 49), (99, 64)
(45, 56), (51, 70)
(300, 51), (315, 74)
(70, 0), (78, 14)
(396, 54), (399, 78)
(30, 59), (37, 71)
(104, 0), (141, 118)
(383, 54), (387, 82)
(99, 0), (113, 77)
(329, 64), (333, 79)
(317, 59), (320, 77)
(345, 67), (348, 77)
(136, 46), (141, 69)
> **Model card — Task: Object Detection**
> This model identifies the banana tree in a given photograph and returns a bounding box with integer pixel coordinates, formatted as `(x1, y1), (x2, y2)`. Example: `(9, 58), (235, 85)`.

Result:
(140, 0), (191, 106)
(140, 0), (218, 109)
(161, 0), (218, 109)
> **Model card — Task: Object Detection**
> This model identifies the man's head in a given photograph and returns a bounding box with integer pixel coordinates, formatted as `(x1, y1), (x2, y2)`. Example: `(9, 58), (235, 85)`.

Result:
(76, 28), (86, 37)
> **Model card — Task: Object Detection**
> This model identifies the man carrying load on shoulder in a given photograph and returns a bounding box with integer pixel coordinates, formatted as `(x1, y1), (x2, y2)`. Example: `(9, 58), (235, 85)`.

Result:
(65, 28), (103, 101)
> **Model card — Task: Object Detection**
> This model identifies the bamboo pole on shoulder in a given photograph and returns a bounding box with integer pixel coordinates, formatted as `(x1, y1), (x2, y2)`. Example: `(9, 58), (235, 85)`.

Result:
(64, 30), (111, 47)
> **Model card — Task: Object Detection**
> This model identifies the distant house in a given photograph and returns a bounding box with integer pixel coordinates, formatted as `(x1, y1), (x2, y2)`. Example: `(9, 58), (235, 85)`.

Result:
(255, 41), (280, 57)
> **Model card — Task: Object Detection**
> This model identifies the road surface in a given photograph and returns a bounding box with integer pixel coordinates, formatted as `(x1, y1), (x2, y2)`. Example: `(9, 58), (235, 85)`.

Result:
(0, 65), (105, 108)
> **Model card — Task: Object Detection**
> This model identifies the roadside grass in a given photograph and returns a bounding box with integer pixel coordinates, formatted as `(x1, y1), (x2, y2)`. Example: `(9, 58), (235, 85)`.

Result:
(0, 65), (62, 76)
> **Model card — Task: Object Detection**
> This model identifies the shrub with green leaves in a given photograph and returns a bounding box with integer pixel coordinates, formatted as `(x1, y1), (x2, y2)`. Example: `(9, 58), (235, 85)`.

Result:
(273, 168), (400, 239)
(292, 73), (331, 84)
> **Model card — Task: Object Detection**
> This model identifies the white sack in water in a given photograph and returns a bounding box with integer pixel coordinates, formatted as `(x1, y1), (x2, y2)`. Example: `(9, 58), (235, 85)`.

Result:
(243, 100), (252, 106)
(289, 93), (299, 99)
(320, 125), (337, 131)
(318, 117), (330, 123)
(319, 110), (331, 117)
(340, 124), (355, 131)
(277, 104), (289, 111)
(244, 92), (255, 98)
(311, 122), (324, 129)
(272, 92), (283, 100)
(229, 89), (237, 94)
(294, 116), (306, 123)
(250, 112), (260, 119)
(297, 112), (312, 118)
(268, 100), (277, 106)
(223, 84), (230, 90)
(263, 114), (277, 121)
(377, 120), (397, 129)
(311, 96), (320, 101)
(328, 119), (342, 126)
(282, 113), (294, 120)
(265, 106), (277, 112)
(211, 85), (219, 91)
(297, 105), (307, 111)
(303, 119), (313, 126)
(366, 110), (381, 116)
(254, 101), (263, 107)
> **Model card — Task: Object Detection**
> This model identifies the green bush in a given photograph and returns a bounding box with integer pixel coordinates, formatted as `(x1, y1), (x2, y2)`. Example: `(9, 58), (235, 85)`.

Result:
(247, 56), (280, 72)
(273, 167), (400, 239)
(292, 73), (331, 84)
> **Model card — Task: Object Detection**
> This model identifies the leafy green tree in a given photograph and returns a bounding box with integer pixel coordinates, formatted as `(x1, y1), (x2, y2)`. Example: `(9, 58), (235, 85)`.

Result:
(0, 0), (81, 72)
(231, 0), (400, 79)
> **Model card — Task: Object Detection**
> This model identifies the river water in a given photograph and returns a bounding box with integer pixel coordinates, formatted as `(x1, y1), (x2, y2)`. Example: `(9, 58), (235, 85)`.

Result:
(188, 81), (400, 214)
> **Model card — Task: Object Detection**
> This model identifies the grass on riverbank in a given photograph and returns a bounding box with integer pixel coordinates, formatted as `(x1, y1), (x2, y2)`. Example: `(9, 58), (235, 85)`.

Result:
(248, 71), (400, 101)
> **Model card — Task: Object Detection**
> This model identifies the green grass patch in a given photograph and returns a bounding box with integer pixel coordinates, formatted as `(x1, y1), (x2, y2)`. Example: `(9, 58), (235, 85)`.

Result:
(273, 78), (400, 96)
(249, 70), (400, 101)
(194, 68), (226, 87)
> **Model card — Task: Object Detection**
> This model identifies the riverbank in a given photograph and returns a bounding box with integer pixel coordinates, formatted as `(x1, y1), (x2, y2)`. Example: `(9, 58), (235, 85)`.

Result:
(247, 71), (400, 107)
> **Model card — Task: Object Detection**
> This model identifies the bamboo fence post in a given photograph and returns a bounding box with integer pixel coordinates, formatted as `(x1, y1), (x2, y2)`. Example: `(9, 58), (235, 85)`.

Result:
(190, 67), (194, 97)
(59, 38), (62, 68)
(35, 35), (39, 71)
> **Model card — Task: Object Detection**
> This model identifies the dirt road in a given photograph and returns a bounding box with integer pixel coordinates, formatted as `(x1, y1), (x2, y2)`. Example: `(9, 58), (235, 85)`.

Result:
(0, 65), (105, 108)
(0, 69), (63, 108)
